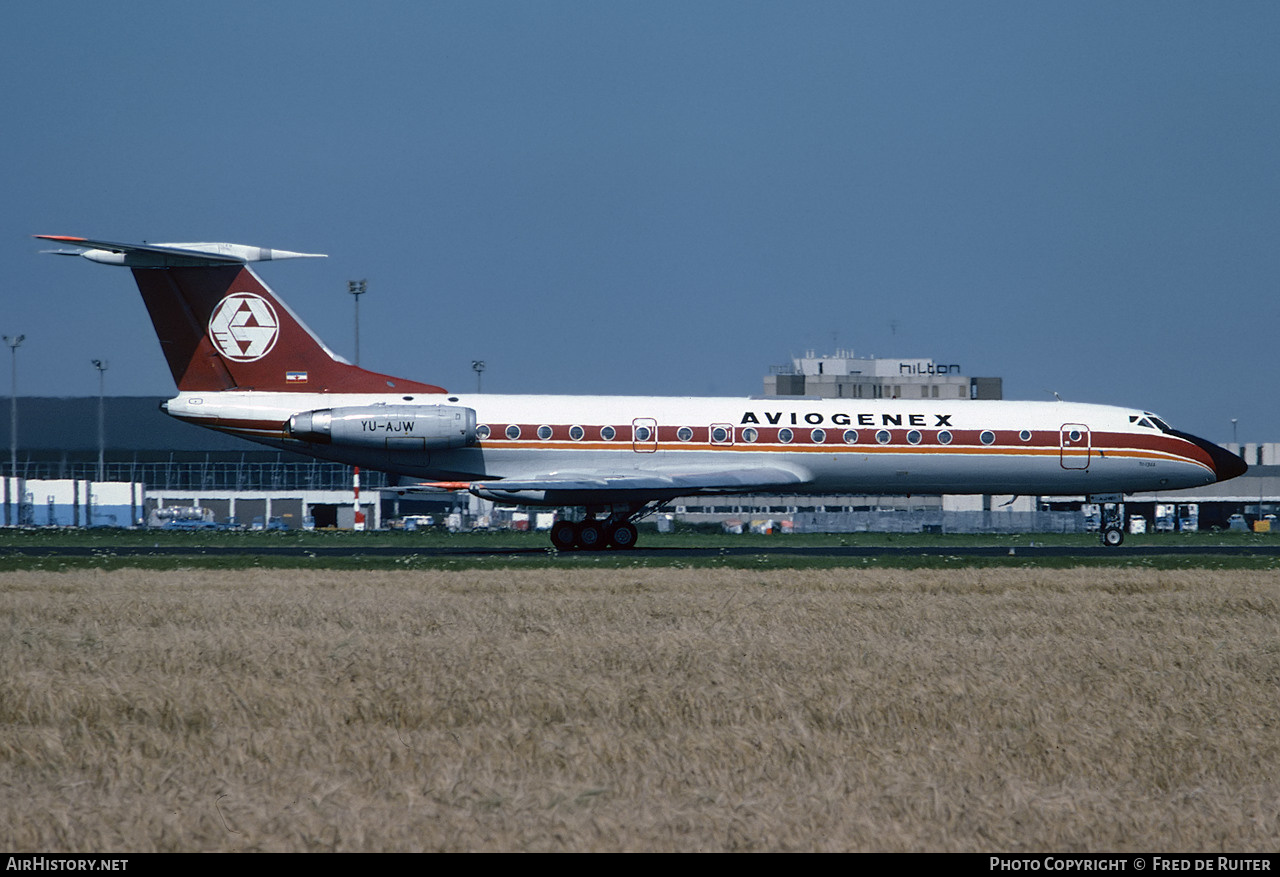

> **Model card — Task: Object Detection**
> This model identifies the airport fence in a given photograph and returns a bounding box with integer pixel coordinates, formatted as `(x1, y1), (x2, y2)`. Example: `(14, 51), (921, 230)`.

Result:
(791, 510), (1087, 535)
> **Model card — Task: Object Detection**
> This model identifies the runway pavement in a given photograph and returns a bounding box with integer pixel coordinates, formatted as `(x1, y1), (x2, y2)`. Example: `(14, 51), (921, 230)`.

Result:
(4, 543), (1280, 559)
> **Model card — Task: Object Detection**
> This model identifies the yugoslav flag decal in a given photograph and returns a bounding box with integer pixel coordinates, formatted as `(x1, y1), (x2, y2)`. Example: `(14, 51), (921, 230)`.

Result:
(208, 293), (280, 361)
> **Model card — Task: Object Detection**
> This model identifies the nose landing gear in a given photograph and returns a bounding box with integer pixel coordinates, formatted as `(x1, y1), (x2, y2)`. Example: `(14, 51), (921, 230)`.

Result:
(1093, 496), (1126, 547)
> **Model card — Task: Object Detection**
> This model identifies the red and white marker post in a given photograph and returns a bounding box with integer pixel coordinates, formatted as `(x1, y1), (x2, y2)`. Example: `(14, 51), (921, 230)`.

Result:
(353, 466), (366, 531)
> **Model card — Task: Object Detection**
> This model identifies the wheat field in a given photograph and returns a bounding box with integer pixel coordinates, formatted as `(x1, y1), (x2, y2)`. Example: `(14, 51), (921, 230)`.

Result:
(1, 566), (1277, 852)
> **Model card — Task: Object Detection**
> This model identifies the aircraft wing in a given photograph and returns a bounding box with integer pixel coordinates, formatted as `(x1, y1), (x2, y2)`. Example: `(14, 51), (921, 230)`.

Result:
(474, 466), (810, 493)
(399, 465), (811, 503)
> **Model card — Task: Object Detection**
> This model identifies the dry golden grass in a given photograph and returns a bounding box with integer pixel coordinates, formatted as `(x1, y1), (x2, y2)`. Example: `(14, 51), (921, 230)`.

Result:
(1, 567), (1277, 852)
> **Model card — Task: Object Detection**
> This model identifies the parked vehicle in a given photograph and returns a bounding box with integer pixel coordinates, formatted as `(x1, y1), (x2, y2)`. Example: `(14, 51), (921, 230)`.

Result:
(149, 506), (219, 529)
(1177, 503), (1199, 532)
(161, 518), (223, 531)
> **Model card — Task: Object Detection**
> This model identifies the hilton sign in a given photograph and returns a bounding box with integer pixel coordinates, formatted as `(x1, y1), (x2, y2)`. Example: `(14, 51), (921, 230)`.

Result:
(898, 362), (961, 376)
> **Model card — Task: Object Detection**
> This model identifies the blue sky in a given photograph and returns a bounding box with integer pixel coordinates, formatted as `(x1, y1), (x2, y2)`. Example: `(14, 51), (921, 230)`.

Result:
(4, 1), (1278, 443)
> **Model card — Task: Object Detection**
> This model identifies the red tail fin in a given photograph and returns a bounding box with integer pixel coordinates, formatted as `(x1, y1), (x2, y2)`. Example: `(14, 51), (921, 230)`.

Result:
(131, 265), (445, 393)
(36, 236), (446, 395)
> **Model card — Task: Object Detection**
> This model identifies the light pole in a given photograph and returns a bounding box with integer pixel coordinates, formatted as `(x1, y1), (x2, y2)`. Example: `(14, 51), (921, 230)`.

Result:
(348, 280), (367, 365)
(1231, 418), (1238, 447)
(4, 335), (22, 479)
(4, 335), (23, 527)
(471, 360), (485, 393)
(92, 359), (108, 481)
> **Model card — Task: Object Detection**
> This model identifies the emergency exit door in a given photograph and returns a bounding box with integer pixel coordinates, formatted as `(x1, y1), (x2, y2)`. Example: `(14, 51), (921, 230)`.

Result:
(632, 418), (658, 453)
(1060, 424), (1091, 470)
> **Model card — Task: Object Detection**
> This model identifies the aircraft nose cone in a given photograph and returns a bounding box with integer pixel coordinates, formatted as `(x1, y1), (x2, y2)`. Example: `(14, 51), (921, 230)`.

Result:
(1174, 430), (1248, 482)
(1211, 443), (1249, 482)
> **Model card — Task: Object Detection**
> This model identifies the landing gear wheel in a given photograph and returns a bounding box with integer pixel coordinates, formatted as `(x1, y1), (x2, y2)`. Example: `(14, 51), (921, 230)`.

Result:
(575, 521), (607, 550)
(607, 521), (638, 549)
(1102, 527), (1124, 547)
(550, 520), (577, 551)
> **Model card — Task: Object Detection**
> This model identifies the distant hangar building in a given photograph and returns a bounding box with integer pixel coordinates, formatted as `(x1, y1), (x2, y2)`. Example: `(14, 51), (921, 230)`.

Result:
(764, 349), (1003, 401)
(0, 397), (388, 529)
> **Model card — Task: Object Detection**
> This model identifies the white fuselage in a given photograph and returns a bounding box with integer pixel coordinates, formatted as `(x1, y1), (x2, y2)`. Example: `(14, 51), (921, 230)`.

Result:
(163, 391), (1223, 500)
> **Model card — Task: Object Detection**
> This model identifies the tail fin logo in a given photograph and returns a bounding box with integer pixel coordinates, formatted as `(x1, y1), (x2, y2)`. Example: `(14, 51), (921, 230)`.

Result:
(208, 293), (280, 362)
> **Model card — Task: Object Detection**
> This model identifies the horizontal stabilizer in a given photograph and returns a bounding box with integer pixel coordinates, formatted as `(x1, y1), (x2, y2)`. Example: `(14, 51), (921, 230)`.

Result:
(34, 235), (326, 268)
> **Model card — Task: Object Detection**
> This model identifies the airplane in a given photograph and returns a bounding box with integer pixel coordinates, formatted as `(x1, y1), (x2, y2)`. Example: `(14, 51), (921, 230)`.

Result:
(36, 234), (1247, 549)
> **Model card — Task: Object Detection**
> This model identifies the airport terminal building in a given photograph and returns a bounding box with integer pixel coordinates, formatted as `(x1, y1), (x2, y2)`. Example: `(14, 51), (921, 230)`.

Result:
(764, 349), (1004, 402)
(0, 397), (390, 530)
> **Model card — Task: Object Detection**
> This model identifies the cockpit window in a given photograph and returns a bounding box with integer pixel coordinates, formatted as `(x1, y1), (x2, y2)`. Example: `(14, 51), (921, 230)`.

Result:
(1135, 413), (1173, 433)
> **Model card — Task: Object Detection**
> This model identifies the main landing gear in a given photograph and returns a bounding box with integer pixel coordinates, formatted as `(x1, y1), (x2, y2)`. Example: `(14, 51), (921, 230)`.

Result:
(548, 503), (654, 551)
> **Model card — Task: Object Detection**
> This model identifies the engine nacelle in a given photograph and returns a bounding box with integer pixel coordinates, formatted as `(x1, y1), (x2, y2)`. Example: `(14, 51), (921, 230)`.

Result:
(288, 405), (477, 450)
